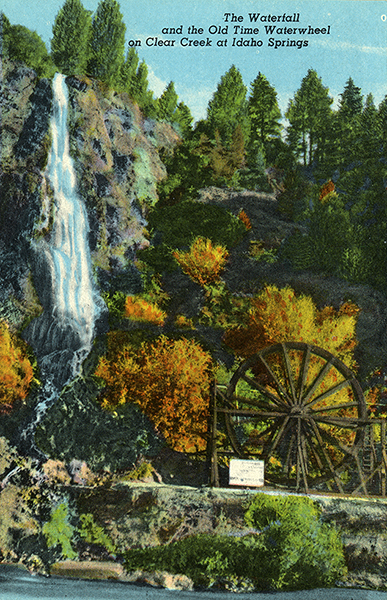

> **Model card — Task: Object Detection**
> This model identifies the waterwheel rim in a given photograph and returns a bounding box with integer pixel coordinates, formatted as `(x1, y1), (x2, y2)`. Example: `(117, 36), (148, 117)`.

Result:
(222, 342), (367, 490)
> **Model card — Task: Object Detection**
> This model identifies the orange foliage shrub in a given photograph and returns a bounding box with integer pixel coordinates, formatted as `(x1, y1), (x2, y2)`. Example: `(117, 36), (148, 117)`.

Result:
(95, 334), (213, 452)
(238, 210), (252, 231)
(0, 321), (34, 406)
(124, 296), (166, 326)
(173, 237), (229, 287)
(319, 180), (335, 202)
(224, 285), (358, 369)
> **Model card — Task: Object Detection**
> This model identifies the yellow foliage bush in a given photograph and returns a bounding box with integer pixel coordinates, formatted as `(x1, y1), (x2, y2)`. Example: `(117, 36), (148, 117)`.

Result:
(124, 296), (166, 326)
(0, 321), (34, 407)
(95, 334), (213, 452)
(173, 237), (229, 287)
(224, 285), (358, 369)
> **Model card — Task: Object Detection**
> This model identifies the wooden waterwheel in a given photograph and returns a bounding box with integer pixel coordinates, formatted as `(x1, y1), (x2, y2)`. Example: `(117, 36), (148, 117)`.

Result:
(213, 342), (368, 492)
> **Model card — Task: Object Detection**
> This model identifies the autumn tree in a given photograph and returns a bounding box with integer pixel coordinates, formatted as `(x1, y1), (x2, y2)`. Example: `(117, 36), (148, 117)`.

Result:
(95, 334), (213, 452)
(87, 0), (126, 88)
(51, 0), (92, 75)
(224, 285), (358, 370)
(286, 69), (333, 165)
(0, 321), (34, 408)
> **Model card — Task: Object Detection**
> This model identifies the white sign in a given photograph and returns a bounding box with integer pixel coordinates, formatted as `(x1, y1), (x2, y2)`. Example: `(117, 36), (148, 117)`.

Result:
(229, 459), (264, 487)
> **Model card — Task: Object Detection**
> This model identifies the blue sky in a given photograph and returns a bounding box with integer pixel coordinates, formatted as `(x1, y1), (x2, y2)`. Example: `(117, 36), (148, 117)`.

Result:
(2, 0), (387, 121)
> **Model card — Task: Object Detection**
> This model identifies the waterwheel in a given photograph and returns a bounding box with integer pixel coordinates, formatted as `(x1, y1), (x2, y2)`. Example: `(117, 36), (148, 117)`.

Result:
(214, 342), (368, 492)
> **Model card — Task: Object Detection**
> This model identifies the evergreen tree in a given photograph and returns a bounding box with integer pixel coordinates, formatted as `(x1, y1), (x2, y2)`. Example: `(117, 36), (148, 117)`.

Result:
(120, 47), (139, 93)
(206, 65), (249, 148)
(129, 60), (156, 116)
(88, 0), (126, 88)
(338, 77), (363, 119)
(173, 101), (193, 136)
(0, 12), (10, 56)
(286, 69), (333, 166)
(329, 77), (364, 169)
(378, 95), (387, 159)
(248, 72), (282, 150)
(3, 18), (54, 77)
(157, 81), (178, 121)
(51, 0), (91, 75)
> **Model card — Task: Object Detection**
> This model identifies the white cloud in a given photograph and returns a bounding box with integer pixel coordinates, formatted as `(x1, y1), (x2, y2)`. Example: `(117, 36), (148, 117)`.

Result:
(310, 38), (387, 56)
(147, 68), (167, 98)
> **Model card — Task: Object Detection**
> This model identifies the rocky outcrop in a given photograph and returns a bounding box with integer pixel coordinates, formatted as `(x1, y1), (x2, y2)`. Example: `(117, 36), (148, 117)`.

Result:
(69, 481), (387, 590)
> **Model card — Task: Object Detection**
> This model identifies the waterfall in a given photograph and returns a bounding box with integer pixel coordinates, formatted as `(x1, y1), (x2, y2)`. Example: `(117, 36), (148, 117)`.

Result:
(44, 72), (99, 355)
(21, 73), (103, 455)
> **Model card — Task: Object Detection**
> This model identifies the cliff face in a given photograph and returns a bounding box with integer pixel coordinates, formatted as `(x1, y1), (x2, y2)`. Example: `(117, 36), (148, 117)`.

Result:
(0, 60), (179, 333)
(65, 75), (179, 295)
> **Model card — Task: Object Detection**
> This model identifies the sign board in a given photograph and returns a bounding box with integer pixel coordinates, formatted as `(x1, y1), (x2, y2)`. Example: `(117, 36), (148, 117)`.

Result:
(229, 459), (264, 487)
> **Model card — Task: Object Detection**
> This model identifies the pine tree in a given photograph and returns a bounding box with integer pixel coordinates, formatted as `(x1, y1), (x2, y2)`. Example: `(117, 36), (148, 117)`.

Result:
(286, 69), (333, 166)
(129, 60), (156, 116)
(338, 77), (363, 119)
(379, 95), (387, 159)
(51, 0), (91, 75)
(88, 0), (126, 88)
(206, 65), (249, 148)
(157, 81), (178, 121)
(248, 72), (282, 148)
(119, 47), (139, 93)
(173, 101), (193, 136)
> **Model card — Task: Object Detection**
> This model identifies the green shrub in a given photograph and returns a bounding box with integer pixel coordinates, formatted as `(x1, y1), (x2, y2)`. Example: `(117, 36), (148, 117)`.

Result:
(124, 494), (346, 591)
(78, 513), (115, 554)
(125, 533), (265, 588)
(42, 501), (77, 560)
(244, 494), (346, 590)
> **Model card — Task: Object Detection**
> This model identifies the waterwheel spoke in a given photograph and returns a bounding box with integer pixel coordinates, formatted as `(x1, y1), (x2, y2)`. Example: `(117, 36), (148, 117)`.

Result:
(281, 343), (297, 404)
(284, 430), (297, 477)
(313, 414), (362, 431)
(298, 344), (311, 402)
(240, 373), (289, 410)
(311, 401), (358, 414)
(228, 393), (288, 412)
(297, 418), (309, 491)
(305, 378), (354, 409)
(304, 428), (325, 474)
(302, 357), (335, 405)
(262, 415), (291, 460)
(312, 420), (357, 455)
(300, 423), (310, 486)
(257, 355), (294, 406)
(310, 418), (345, 493)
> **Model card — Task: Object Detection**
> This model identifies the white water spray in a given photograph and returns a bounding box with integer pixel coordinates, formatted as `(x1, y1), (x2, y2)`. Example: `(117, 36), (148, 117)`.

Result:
(21, 73), (103, 455)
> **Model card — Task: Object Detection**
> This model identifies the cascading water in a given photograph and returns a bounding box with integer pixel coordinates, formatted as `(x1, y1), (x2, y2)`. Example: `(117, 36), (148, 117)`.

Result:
(22, 73), (103, 455)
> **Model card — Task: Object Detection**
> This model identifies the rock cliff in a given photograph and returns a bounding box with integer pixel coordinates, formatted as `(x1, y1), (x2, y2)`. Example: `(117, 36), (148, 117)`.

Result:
(0, 59), (179, 336)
